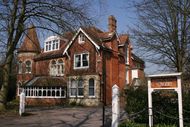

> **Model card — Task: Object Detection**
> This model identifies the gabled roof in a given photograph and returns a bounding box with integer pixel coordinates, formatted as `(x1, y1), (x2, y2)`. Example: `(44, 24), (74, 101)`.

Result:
(29, 26), (129, 60)
(18, 25), (41, 53)
(63, 27), (101, 55)
(118, 34), (129, 46)
(82, 27), (115, 42)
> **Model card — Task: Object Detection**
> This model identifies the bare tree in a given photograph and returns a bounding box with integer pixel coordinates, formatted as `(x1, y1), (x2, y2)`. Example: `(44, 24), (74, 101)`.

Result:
(131, 0), (190, 74)
(0, 0), (94, 110)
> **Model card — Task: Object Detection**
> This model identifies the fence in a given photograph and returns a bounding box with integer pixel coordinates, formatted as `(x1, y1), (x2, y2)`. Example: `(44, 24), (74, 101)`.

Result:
(18, 86), (66, 98)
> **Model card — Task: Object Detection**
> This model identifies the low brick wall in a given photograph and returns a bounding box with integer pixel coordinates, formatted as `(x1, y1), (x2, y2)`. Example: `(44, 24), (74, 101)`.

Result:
(26, 98), (67, 106)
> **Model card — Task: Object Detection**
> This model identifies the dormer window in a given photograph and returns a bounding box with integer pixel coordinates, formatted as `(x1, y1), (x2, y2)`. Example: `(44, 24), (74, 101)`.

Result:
(44, 36), (60, 52)
(78, 34), (85, 44)
(52, 40), (59, 50)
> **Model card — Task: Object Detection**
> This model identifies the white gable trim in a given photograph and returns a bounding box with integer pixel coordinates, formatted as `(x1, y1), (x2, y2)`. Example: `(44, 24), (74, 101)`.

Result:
(63, 28), (100, 55)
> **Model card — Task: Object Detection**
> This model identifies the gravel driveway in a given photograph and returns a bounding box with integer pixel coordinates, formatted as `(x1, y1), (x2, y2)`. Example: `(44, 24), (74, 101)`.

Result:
(0, 107), (104, 127)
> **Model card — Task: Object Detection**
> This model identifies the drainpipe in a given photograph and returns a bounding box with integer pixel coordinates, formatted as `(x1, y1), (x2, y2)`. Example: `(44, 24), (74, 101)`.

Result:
(102, 48), (107, 127)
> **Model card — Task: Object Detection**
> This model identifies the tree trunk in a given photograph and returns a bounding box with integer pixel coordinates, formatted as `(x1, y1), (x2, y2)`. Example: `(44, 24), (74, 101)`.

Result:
(0, 52), (13, 110)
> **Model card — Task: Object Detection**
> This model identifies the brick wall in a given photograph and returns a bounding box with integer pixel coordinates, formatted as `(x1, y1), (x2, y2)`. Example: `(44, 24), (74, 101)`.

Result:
(17, 52), (38, 84)
(67, 33), (97, 75)
(35, 60), (50, 76)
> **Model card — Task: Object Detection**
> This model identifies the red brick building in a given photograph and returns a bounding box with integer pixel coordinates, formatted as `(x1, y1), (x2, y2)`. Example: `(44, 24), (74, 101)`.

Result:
(17, 16), (145, 106)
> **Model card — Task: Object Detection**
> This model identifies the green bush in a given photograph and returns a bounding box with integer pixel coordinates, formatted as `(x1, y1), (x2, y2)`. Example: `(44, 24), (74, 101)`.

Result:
(154, 124), (176, 127)
(119, 120), (146, 127)
(125, 85), (148, 123)
(119, 121), (176, 127)
(152, 91), (178, 125)
(183, 91), (190, 126)
(125, 85), (190, 125)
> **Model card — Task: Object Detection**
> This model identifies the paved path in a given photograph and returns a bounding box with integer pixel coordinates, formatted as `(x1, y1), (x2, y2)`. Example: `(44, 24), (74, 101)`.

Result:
(0, 107), (103, 127)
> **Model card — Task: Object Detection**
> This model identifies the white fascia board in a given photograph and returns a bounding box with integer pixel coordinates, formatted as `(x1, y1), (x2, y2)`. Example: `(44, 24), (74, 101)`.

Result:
(148, 72), (182, 78)
(80, 28), (100, 50)
(63, 29), (80, 55)
(115, 31), (121, 44)
(63, 28), (100, 55)
(118, 44), (125, 47)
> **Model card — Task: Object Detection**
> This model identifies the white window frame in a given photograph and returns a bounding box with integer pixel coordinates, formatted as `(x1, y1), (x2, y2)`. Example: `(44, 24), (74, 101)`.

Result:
(70, 79), (77, 97)
(89, 78), (95, 97)
(18, 61), (22, 74)
(77, 79), (84, 97)
(78, 34), (85, 44)
(74, 53), (89, 69)
(69, 79), (84, 98)
(49, 59), (64, 76)
(50, 60), (57, 76)
(44, 39), (60, 52)
(57, 59), (64, 76)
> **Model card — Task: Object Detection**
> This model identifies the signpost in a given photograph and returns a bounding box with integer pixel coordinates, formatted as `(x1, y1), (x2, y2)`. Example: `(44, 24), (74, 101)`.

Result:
(112, 84), (120, 127)
(147, 73), (183, 127)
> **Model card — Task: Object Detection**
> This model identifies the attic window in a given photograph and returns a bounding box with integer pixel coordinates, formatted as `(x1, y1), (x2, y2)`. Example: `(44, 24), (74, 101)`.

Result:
(44, 36), (60, 52)
(45, 40), (59, 52)
(78, 34), (85, 44)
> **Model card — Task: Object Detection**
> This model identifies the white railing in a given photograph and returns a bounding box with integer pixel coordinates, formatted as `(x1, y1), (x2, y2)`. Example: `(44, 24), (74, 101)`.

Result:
(18, 86), (66, 98)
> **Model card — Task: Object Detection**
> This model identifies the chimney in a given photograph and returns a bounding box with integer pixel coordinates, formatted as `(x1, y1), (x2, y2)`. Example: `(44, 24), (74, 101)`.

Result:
(108, 15), (117, 32)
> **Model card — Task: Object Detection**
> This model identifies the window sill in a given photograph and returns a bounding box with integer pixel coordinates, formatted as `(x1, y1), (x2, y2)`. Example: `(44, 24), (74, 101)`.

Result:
(25, 72), (32, 74)
(74, 66), (89, 70)
(69, 96), (84, 98)
(78, 41), (85, 44)
(50, 74), (64, 77)
(25, 96), (66, 98)
(44, 49), (59, 52)
(88, 96), (96, 98)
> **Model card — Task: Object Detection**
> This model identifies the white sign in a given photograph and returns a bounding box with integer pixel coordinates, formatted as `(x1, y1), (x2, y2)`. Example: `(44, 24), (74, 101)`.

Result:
(147, 73), (183, 127)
